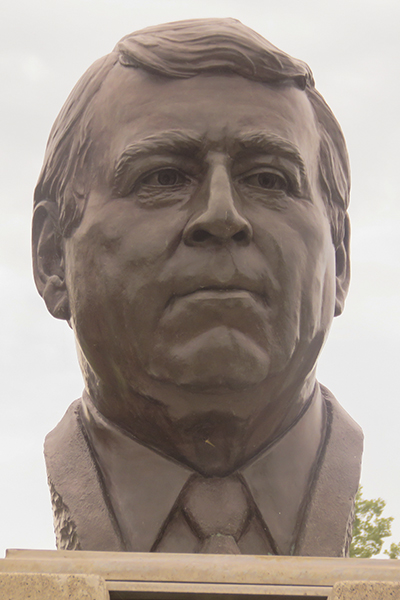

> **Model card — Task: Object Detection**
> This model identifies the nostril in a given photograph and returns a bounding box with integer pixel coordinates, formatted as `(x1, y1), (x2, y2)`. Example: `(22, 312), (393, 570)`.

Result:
(232, 230), (247, 243)
(190, 228), (249, 244)
(191, 229), (212, 243)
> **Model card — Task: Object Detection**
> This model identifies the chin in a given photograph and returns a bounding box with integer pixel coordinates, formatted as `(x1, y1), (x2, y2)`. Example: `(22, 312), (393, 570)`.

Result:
(147, 327), (271, 392)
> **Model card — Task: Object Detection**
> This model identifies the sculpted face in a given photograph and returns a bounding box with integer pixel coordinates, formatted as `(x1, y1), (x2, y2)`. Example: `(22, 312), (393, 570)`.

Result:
(63, 66), (338, 426)
(33, 25), (362, 551)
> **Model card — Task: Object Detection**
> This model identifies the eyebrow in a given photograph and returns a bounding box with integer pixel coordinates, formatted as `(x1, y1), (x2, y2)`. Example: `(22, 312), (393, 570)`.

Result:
(235, 132), (309, 188)
(113, 129), (310, 195)
(114, 130), (203, 193)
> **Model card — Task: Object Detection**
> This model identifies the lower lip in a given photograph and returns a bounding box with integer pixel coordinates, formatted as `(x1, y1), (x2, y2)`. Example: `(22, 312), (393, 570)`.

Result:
(165, 289), (270, 322)
(171, 289), (267, 307)
(182, 289), (255, 300)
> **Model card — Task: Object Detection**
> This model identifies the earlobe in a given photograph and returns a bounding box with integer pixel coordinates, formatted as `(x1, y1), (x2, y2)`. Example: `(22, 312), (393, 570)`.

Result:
(32, 200), (71, 321)
(334, 213), (351, 317)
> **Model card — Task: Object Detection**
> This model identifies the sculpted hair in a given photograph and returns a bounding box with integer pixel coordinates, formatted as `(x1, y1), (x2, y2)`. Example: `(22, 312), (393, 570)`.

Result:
(34, 18), (350, 246)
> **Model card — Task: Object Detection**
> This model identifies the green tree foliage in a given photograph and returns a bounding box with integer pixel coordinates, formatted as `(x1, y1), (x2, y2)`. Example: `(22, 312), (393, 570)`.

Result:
(384, 542), (400, 559)
(350, 486), (399, 558)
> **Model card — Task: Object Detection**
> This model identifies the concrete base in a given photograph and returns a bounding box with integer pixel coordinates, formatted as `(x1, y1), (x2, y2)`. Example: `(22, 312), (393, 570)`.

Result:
(0, 573), (108, 600)
(330, 580), (400, 599)
(2, 550), (400, 598)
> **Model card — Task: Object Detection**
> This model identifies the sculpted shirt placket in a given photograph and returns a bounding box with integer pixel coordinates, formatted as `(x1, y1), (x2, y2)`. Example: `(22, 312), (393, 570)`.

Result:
(81, 386), (325, 555)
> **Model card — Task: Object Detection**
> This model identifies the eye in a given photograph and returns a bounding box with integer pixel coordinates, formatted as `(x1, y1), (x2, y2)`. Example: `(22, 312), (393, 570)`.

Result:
(241, 170), (289, 191)
(140, 168), (188, 187)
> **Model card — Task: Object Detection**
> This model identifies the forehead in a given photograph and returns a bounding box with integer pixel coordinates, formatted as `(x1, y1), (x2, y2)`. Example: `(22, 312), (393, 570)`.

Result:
(91, 65), (320, 166)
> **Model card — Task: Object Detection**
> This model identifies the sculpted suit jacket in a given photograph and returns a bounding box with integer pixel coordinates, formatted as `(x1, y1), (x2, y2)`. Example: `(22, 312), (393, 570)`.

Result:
(44, 384), (363, 556)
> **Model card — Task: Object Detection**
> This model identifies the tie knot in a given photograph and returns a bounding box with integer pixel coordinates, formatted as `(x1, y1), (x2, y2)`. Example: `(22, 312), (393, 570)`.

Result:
(182, 474), (250, 540)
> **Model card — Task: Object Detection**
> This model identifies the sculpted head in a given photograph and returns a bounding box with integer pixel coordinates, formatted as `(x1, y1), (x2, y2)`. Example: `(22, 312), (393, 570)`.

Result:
(32, 18), (350, 471)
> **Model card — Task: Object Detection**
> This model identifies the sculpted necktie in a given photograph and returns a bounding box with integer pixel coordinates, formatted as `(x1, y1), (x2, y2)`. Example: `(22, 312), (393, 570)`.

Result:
(154, 473), (275, 554)
(180, 474), (251, 554)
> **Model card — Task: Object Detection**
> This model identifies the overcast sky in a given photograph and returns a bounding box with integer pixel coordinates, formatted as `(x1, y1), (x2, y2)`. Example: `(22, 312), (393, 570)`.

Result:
(1, 0), (399, 557)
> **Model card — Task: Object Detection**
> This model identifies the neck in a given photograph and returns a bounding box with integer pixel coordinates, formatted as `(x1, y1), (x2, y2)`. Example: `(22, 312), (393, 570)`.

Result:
(84, 370), (317, 476)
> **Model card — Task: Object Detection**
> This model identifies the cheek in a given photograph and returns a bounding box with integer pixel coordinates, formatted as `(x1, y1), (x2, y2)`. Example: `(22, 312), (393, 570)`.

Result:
(252, 204), (335, 321)
(282, 211), (336, 333)
(68, 203), (188, 284)
(94, 201), (188, 266)
(252, 205), (331, 275)
(64, 205), (190, 349)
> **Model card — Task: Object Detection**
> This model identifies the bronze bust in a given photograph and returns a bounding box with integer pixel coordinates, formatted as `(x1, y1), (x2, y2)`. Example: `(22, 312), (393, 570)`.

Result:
(32, 18), (363, 556)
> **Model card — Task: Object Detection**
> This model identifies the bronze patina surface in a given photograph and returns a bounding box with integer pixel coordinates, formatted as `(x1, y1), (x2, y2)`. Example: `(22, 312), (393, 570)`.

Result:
(32, 18), (362, 555)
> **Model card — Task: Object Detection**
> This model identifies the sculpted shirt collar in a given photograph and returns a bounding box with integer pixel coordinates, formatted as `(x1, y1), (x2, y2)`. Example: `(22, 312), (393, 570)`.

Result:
(81, 387), (325, 555)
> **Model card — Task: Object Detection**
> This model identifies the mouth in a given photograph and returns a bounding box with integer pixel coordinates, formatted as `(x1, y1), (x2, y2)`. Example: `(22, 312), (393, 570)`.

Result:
(167, 286), (269, 310)
(179, 287), (261, 299)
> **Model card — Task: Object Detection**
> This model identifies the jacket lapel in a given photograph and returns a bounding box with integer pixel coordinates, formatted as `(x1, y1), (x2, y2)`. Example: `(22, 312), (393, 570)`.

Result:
(44, 399), (125, 551)
(295, 385), (363, 556)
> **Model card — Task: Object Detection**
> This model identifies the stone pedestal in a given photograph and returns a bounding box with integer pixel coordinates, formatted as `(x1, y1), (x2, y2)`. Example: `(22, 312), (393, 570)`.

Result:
(1, 549), (399, 599)
(0, 573), (108, 599)
(330, 580), (400, 599)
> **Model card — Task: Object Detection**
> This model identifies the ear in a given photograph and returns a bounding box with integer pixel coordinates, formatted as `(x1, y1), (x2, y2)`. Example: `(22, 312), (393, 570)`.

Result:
(334, 213), (351, 317)
(32, 200), (71, 320)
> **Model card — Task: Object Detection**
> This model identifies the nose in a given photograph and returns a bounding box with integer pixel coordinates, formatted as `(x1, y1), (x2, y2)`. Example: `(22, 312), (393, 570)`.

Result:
(183, 163), (253, 246)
